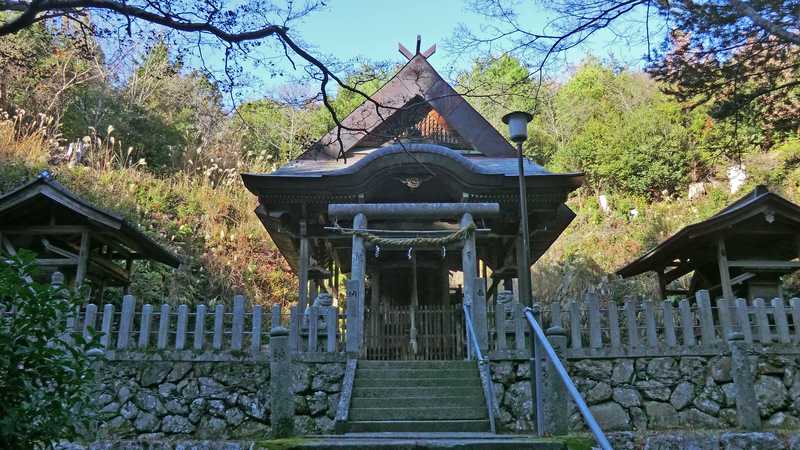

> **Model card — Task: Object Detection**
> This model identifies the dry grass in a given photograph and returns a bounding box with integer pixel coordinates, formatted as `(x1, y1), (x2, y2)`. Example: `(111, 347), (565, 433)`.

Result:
(0, 112), (295, 306)
(0, 110), (57, 166)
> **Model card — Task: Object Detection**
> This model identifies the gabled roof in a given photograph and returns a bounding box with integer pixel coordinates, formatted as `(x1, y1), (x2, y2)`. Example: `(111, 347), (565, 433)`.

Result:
(617, 186), (800, 277)
(0, 172), (180, 267)
(301, 54), (517, 160)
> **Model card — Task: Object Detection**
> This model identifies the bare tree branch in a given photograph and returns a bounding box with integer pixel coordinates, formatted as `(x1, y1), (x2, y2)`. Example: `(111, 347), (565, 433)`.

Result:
(730, 0), (800, 46)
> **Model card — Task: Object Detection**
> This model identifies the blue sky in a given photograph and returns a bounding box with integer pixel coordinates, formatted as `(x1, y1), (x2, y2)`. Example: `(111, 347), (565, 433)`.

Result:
(292, 0), (652, 67)
(193, 0), (660, 100)
(282, 0), (656, 75)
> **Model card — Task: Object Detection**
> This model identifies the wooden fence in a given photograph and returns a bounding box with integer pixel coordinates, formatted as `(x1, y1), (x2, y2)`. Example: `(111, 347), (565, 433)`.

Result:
(60, 295), (273, 353)
(362, 304), (466, 360)
(487, 290), (800, 358)
(71, 296), (347, 354)
(9, 271), (800, 359)
(555, 291), (800, 357)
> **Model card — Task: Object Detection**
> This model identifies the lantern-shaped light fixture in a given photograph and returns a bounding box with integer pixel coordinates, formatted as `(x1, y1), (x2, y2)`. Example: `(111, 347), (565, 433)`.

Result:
(501, 111), (533, 143)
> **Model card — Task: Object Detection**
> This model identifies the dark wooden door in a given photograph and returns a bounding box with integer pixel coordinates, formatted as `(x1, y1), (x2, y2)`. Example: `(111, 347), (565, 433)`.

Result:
(363, 304), (466, 360)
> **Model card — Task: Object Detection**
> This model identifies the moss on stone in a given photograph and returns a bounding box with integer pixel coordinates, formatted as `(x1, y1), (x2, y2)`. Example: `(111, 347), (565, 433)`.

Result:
(256, 437), (309, 450)
(559, 435), (595, 450)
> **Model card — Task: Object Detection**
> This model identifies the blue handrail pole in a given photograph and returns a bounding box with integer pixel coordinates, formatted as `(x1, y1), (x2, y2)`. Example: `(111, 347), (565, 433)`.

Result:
(463, 302), (497, 433)
(524, 307), (612, 450)
(530, 305), (545, 435)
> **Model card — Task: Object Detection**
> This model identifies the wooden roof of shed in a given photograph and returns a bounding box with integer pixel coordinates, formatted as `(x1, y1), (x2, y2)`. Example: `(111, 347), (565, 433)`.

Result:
(0, 172), (180, 267)
(617, 186), (800, 278)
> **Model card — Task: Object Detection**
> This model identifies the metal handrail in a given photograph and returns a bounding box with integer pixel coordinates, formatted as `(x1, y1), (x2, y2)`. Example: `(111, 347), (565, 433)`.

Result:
(523, 307), (612, 450)
(463, 302), (496, 433)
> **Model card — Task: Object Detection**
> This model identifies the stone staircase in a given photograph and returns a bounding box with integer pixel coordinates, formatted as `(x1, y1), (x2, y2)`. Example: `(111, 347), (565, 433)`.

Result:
(344, 360), (491, 433)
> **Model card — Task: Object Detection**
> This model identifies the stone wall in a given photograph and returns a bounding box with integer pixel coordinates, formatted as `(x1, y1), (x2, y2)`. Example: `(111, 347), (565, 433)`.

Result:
(490, 360), (535, 432)
(90, 356), (272, 440)
(490, 352), (800, 434)
(289, 361), (346, 434)
(86, 354), (344, 442)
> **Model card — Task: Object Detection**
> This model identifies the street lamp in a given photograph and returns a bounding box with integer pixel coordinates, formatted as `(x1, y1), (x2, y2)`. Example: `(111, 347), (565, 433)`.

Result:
(502, 111), (533, 307)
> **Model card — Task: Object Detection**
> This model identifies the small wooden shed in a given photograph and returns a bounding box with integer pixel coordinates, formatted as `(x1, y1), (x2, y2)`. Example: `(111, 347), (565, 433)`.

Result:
(617, 185), (800, 300)
(0, 171), (180, 293)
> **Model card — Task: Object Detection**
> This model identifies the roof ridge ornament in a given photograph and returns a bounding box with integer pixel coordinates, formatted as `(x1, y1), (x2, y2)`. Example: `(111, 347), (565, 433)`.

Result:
(399, 35), (436, 60)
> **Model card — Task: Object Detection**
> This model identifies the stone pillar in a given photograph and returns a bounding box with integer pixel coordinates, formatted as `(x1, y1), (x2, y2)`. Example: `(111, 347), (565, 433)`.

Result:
(350, 213), (367, 352)
(728, 331), (761, 431)
(540, 325), (568, 435)
(270, 326), (294, 437)
(460, 213), (477, 307)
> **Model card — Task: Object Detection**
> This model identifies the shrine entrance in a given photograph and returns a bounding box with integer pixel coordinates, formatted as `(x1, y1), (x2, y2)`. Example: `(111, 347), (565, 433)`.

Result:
(363, 303), (465, 360)
(326, 203), (491, 360)
(362, 253), (466, 360)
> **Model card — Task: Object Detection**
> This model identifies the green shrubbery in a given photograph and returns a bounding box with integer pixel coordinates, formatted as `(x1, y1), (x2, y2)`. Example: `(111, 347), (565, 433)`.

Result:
(0, 253), (100, 449)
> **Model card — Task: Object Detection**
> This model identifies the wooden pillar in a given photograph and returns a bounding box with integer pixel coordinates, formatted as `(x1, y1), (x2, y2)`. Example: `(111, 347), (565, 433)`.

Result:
(124, 258), (133, 294)
(461, 213), (477, 306)
(310, 280), (319, 303)
(333, 261), (340, 304)
(97, 279), (107, 303)
(440, 263), (450, 305)
(410, 252), (419, 355)
(656, 270), (667, 300)
(370, 271), (381, 309)
(516, 236), (532, 306)
(350, 213), (367, 352)
(717, 237), (734, 300)
(75, 231), (90, 289)
(298, 220), (310, 312)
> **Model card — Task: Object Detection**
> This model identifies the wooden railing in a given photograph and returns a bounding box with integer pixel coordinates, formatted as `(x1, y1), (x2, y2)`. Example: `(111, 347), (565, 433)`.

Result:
(63, 295), (274, 353)
(555, 292), (800, 357)
(486, 290), (800, 358)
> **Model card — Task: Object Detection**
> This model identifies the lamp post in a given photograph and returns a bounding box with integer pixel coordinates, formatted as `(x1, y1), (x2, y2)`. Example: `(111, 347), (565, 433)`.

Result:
(502, 111), (533, 307)
(503, 110), (543, 436)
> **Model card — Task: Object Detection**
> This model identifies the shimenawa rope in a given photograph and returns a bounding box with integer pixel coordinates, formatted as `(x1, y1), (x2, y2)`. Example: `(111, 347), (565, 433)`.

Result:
(332, 222), (476, 247)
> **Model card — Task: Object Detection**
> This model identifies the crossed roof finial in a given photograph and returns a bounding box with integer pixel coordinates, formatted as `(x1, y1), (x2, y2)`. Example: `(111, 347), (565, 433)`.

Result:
(399, 35), (436, 60)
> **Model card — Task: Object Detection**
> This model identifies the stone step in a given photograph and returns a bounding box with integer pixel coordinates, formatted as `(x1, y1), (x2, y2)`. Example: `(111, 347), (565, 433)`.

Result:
(356, 368), (480, 380)
(349, 406), (488, 421)
(352, 386), (480, 398)
(357, 360), (476, 370)
(344, 419), (493, 433)
(354, 376), (482, 388)
(351, 395), (486, 409)
(288, 438), (566, 450)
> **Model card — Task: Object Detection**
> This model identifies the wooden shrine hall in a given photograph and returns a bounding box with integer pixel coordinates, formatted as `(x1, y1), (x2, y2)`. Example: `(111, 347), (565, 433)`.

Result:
(242, 41), (583, 359)
(617, 185), (800, 301)
(0, 171), (180, 293)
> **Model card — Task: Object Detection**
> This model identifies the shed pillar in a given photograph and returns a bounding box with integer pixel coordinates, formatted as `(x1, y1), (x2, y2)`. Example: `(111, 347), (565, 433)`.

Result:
(75, 231), (91, 289)
(716, 237), (734, 300)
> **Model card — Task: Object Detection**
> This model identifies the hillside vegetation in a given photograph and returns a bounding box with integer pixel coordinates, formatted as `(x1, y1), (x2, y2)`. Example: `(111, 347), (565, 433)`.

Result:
(2, 24), (800, 306)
